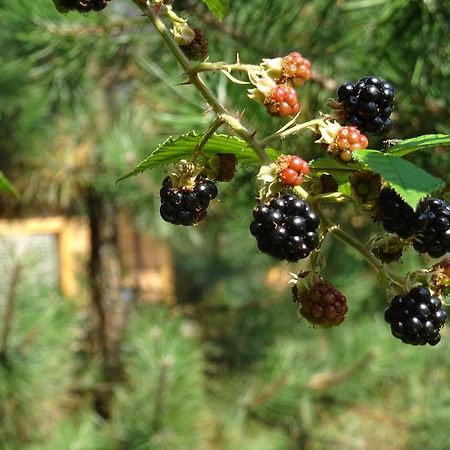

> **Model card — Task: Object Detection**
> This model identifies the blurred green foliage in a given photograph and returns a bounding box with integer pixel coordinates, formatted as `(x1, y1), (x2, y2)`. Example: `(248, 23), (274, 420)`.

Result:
(0, 0), (449, 449)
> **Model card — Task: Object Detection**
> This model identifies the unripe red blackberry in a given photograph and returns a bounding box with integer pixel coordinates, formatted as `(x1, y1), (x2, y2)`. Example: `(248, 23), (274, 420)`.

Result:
(281, 52), (312, 86)
(250, 194), (320, 262)
(336, 76), (394, 135)
(297, 278), (348, 328)
(159, 176), (217, 226)
(385, 286), (447, 346)
(328, 126), (369, 162)
(278, 155), (309, 187)
(265, 84), (300, 117)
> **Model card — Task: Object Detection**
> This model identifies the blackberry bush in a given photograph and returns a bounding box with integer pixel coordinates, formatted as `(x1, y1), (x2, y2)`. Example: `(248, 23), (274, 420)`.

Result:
(111, 1), (450, 347)
(385, 286), (447, 346)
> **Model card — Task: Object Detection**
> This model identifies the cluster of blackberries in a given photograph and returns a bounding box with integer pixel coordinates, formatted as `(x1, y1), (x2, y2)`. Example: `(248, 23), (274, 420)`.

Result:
(376, 188), (429, 238)
(385, 286), (447, 346)
(159, 176), (217, 226)
(413, 198), (450, 258)
(337, 76), (394, 134)
(296, 279), (348, 328)
(55, 0), (111, 12)
(250, 195), (320, 262)
(376, 188), (450, 258)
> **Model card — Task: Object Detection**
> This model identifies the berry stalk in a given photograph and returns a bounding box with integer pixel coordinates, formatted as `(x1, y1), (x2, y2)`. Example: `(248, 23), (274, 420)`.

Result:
(314, 204), (404, 287)
(188, 61), (261, 75)
(191, 117), (225, 163)
(260, 118), (326, 146)
(130, 0), (272, 164)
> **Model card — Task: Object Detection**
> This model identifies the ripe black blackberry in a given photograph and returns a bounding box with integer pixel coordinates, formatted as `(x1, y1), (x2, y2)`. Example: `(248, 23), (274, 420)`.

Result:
(250, 195), (320, 262)
(412, 198), (450, 258)
(375, 187), (429, 239)
(337, 76), (394, 134)
(54, 0), (111, 12)
(384, 286), (447, 346)
(159, 176), (217, 226)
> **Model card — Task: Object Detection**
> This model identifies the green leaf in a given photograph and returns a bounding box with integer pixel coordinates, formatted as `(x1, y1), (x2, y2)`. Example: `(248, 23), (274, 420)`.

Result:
(310, 156), (361, 172)
(310, 156), (361, 185)
(352, 150), (445, 208)
(200, 0), (229, 20)
(118, 132), (280, 183)
(386, 134), (450, 157)
(0, 171), (19, 198)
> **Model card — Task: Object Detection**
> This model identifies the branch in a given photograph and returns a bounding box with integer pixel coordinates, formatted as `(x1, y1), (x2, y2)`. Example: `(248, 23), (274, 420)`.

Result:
(130, 0), (272, 164)
(192, 116), (224, 162)
(314, 205), (404, 287)
(260, 118), (325, 147)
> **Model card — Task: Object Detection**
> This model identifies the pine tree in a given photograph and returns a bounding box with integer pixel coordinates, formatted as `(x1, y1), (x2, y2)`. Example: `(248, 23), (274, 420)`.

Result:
(0, 1), (449, 449)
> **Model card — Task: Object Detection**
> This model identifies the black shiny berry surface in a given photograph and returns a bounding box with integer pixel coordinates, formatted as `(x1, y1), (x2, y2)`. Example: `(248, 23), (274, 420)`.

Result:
(159, 176), (217, 226)
(57, 0), (111, 12)
(376, 188), (429, 239)
(385, 286), (447, 346)
(250, 195), (320, 262)
(337, 76), (394, 134)
(412, 198), (450, 258)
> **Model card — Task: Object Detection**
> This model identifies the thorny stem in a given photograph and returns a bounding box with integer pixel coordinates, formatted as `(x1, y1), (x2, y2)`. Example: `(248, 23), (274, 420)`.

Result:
(315, 205), (404, 287)
(192, 117), (224, 163)
(131, 0), (272, 164)
(188, 61), (261, 75)
(310, 192), (353, 204)
(260, 118), (325, 146)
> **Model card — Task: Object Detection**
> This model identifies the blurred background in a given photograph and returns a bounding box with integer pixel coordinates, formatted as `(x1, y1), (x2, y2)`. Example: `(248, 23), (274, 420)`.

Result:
(0, 1), (449, 449)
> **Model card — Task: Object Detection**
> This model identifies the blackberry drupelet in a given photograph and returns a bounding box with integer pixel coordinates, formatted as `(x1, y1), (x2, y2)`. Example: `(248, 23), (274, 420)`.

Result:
(384, 286), (447, 346)
(375, 188), (429, 239)
(412, 198), (450, 258)
(159, 176), (217, 226)
(337, 76), (394, 135)
(250, 194), (320, 262)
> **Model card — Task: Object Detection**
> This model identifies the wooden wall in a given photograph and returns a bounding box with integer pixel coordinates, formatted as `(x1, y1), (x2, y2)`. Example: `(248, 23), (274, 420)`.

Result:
(0, 216), (174, 303)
